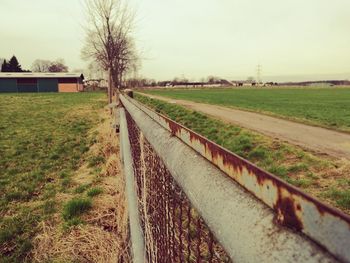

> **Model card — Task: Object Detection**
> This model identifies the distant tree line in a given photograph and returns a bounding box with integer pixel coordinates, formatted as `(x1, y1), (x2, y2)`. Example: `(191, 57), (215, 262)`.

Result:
(0, 55), (69, 73)
(280, 80), (350, 86)
(31, 59), (69, 72)
(125, 75), (233, 88)
(125, 78), (157, 88)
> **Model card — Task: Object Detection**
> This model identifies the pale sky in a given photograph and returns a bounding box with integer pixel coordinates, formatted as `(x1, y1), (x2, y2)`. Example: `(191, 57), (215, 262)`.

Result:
(1, 0), (350, 81)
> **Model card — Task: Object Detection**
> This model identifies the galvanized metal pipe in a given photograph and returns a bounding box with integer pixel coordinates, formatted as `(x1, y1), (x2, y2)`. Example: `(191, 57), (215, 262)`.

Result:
(120, 108), (146, 263)
(120, 94), (339, 263)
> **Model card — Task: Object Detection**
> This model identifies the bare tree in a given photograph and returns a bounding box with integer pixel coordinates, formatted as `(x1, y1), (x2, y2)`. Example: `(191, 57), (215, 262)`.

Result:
(31, 58), (68, 72)
(86, 61), (106, 80)
(48, 59), (69, 72)
(31, 59), (51, 72)
(207, 76), (220, 84)
(81, 0), (138, 103)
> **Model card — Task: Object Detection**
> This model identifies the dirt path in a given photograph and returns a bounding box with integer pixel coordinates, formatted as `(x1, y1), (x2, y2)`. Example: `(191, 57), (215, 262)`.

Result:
(140, 93), (350, 159)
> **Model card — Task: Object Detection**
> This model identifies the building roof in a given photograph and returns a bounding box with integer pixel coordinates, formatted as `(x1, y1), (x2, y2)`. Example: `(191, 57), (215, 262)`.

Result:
(0, 72), (84, 79)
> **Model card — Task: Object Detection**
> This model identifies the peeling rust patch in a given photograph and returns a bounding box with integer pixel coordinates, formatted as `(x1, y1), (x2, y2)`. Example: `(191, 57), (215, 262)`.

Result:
(167, 119), (182, 136)
(274, 189), (304, 232)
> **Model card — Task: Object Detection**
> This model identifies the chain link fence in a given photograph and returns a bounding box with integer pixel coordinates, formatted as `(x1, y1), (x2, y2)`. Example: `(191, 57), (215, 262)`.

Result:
(126, 111), (231, 263)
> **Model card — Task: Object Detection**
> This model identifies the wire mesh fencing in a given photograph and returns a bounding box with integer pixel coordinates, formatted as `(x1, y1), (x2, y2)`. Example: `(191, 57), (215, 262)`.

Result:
(126, 111), (231, 263)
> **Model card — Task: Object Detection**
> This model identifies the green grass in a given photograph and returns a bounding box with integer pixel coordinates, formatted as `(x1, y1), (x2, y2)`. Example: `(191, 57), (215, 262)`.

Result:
(135, 94), (313, 173)
(88, 155), (105, 167)
(141, 87), (350, 132)
(87, 187), (103, 197)
(322, 188), (350, 209)
(0, 92), (105, 262)
(62, 198), (92, 221)
(134, 94), (350, 213)
(74, 183), (91, 194)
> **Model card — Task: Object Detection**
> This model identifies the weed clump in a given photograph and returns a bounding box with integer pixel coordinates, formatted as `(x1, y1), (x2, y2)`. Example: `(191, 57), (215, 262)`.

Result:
(248, 146), (268, 160)
(268, 165), (288, 178)
(74, 184), (90, 194)
(88, 155), (105, 167)
(62, 198), (92, 221)
(87, 187), (103, 197)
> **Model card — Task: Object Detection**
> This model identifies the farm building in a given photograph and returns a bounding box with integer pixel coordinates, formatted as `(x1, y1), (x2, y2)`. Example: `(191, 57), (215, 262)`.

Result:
(0, 73), (84, 93)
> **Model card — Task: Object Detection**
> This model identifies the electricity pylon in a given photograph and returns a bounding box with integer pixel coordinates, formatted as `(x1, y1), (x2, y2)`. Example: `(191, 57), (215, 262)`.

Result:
(256, 64), (262, 86)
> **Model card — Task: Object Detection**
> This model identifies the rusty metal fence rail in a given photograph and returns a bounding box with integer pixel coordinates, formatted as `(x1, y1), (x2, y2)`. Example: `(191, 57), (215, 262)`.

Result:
(119, 93), (350, 263)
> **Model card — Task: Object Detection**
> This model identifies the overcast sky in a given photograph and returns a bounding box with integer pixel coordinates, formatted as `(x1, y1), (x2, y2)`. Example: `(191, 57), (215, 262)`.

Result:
(1, 0), (350, 81)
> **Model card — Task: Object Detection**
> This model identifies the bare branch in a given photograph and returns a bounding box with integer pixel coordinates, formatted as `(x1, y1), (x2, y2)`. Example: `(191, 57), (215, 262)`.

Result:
(81, 0), (139, 96)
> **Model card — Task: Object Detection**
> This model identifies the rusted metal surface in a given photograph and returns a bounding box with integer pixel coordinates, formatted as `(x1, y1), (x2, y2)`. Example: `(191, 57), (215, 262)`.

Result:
(126, 110), (230, 262)
(120, 94), (350, 263)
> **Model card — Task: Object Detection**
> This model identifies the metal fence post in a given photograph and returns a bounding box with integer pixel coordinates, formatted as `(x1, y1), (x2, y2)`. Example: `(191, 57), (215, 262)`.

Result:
(120, 108), (146, 263)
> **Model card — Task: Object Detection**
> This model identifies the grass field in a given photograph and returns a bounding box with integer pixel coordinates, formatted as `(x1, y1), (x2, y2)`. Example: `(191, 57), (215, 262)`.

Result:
(1, 90), (349, 260)
(135, 94), (350, 214)
(142, 87), (350, 132)
(0, 92), (127, 262)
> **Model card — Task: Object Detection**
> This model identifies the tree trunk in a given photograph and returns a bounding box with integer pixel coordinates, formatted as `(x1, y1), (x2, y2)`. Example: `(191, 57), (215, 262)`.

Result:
(108, 68), (113, 105)
(115, 87), (120, 103)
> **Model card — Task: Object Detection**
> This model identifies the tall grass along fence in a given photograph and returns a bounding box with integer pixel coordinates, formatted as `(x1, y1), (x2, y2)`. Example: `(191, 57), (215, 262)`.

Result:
(118, 93), (350, 263)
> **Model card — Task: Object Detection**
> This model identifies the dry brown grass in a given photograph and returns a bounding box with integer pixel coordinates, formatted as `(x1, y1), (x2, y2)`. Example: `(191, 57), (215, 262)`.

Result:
(31, 222), (124, 263)
(30, 107), (130, 263)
